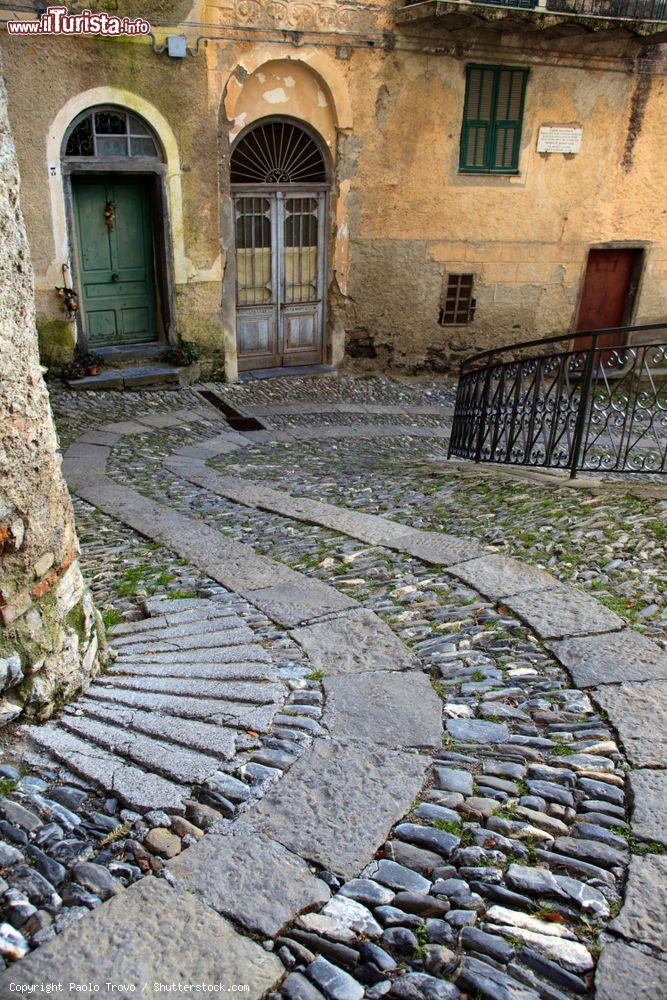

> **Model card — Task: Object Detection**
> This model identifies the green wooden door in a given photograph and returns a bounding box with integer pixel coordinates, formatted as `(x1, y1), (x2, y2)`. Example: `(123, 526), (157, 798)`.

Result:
(73, 177), (157, 346)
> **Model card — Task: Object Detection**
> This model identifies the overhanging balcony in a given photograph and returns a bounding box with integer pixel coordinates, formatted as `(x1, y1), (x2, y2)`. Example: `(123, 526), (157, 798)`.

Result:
(397, 0), (667, 41)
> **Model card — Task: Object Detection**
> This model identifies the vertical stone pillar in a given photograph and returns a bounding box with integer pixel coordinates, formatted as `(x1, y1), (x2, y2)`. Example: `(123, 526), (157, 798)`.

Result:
(0, 53), (104, 723)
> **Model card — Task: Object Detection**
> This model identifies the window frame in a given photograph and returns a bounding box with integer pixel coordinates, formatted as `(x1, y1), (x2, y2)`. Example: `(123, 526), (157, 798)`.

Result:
(459, 63), (529, 176)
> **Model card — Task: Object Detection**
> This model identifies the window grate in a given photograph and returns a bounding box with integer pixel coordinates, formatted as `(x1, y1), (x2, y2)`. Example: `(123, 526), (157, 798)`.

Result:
(63, 107), (161, 160)
(231, 121), (327, 185)
(439, 274), (475, 325)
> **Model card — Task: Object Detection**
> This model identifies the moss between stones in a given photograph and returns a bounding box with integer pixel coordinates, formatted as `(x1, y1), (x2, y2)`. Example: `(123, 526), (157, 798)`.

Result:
(37, 318), (76, 367)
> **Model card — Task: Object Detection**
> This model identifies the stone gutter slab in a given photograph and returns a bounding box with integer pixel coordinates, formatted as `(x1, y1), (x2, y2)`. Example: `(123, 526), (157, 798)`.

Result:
(322, 670), (443, 749)
(0, 877), (284, 995)
(248, 737), (430, 879)
(593, 680), (667, 767)
(166, 820), (330, 937)
(290, 609), (420, 674)
(548, 630), (667, 686)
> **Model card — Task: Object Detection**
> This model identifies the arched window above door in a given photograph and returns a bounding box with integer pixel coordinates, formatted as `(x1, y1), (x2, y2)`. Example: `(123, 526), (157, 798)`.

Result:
(63, 107), (163, 160)
(231, 119), (328, 185)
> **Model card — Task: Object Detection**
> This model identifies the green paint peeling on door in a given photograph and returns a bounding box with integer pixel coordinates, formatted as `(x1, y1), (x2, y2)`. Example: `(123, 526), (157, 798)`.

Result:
(72, 176), (157, 346)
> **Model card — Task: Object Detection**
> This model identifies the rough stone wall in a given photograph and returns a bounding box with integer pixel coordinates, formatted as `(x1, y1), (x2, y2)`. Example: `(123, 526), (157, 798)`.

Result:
(0, 52), (104, 723)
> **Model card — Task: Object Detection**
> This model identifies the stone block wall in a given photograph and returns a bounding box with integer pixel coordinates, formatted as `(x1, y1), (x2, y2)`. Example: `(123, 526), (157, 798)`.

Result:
(0, 52), (104, 723)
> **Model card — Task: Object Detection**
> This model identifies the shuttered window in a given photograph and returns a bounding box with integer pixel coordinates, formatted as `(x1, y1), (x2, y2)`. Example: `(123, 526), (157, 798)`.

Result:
(460, 65), (528, 174)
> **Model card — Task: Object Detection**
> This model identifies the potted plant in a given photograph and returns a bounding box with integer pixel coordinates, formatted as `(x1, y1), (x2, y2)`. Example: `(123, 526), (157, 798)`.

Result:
(164, 341), (199, 366)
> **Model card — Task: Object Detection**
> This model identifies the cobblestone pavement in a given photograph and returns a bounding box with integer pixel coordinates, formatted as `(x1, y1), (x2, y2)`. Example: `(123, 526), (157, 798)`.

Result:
(0, 375), (665, 999)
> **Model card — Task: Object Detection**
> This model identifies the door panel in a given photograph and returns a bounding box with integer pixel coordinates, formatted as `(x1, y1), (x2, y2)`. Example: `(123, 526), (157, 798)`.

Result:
(235, 190), (325, 371)
(73, 177), (157, 347)
(573, 249), (641, 351)
(280, 195), (323, 366)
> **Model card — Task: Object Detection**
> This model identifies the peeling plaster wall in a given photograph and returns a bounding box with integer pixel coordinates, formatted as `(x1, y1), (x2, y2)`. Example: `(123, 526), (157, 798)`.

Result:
(0, 52), (105, 723)
(1, 2), (666, 376)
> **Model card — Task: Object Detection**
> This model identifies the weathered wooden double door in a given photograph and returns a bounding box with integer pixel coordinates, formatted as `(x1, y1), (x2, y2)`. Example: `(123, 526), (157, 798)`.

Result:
(234, 192), (326, 371)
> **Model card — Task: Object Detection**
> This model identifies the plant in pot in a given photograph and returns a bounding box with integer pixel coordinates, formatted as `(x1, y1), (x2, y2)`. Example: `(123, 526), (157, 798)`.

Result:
(164, 341), (199, 366)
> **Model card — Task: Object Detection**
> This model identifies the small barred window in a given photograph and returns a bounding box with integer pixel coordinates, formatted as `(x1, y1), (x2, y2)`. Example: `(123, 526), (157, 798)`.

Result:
(439, 274), (475, 325)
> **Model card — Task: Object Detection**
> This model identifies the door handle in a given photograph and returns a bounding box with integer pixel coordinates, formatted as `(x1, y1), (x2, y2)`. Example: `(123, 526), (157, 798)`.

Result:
(111, 273), (120, 282)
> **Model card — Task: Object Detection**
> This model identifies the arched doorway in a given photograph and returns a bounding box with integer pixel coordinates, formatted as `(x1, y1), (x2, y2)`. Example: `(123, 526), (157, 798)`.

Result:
(62, 106), (171, 350)
(230, 117), (330, 372)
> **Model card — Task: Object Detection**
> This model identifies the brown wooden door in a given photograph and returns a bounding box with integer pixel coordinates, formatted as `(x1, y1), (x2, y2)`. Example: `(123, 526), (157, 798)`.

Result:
(573, 249), (641, 351)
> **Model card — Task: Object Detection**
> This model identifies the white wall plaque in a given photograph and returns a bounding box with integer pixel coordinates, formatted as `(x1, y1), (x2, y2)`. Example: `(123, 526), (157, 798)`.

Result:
(536, 126), (583, 154)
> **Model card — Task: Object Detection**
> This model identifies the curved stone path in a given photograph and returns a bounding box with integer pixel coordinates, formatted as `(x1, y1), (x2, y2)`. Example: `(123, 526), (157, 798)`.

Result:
(2, 392), (665, 998)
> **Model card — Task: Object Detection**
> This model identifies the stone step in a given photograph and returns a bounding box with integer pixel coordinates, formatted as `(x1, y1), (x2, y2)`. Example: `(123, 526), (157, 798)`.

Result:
(143, 596), (218, 615)
(68, 362), (188, 391)
(110, 659), (274, 681)
(75, 701), (237, 759)
(109, 606), (240, 637)
(85, 686), (281, 732)
(115, 643), (271, 666)
(113, 626), (256, 655)
(60, 715), (221, 783)
(23, 726), (188, 812)
(110, 613), (247, 646)
(93, 675), (281, 704)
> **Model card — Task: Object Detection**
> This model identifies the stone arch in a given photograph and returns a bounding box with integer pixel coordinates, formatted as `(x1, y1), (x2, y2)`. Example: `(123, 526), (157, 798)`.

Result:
(45, 88), (186, 286)
(219, 54), (353, 379)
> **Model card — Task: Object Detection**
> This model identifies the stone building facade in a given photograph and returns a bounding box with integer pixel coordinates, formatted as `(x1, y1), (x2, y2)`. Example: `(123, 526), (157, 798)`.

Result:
(1, 1), (666, 378)
(0, 51), (104, 723)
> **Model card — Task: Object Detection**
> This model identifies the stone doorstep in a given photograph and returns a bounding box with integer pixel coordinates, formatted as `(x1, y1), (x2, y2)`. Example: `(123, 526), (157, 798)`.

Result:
(0, 876), (284, 995)
(595, 938), (667, 1000)
(628, 769), (667, 847)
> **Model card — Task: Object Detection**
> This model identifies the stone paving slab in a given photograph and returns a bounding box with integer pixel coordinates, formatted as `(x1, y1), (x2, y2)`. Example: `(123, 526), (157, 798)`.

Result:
(86, 687), (281, 732)
(60, 715), (221, 783)
(609, 854), (667, 951)
(504, 586), (624, 640)
(77, 700), (237, 759)
(548, 629), (667, 686)
(448, 553), (558, 598)
(0, 876), (284, 995)
(167, 819), (330, 937)
(63, 454), (309, 595)
(593, 680), (667, 767)
(249, 737), (430, 878)
(244, 581), (358, 627)
(291, 609), (420, 675)
(594, 938), (667, 1000)
(166, 461), (420, 548)
(100, 419), (151, 435)
(23, 725), (188, 812)
(391, 529), (487, 566)
(77, 430), (122, 447)
(323, 671), (443, 749)
(628, 768), (667, 847)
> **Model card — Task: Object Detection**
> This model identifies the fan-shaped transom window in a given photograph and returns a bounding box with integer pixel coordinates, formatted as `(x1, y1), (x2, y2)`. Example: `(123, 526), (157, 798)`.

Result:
(63, 107), (162, 160)
(231, 120), (327, 185)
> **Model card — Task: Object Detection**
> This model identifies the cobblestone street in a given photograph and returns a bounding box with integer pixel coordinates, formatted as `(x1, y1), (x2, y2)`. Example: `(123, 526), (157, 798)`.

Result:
(0, 374), (665, 999)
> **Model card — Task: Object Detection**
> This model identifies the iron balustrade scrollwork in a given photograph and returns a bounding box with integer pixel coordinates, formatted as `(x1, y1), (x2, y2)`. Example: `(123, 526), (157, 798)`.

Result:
(448, 324), (667, 476)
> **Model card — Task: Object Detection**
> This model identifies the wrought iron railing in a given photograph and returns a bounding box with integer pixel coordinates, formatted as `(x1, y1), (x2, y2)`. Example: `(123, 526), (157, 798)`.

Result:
(448, 324), (667, 476)
(403, 0), (667, 23)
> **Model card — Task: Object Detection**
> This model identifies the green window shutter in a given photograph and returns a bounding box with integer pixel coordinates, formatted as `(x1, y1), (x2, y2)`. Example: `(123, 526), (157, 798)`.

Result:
(460, 65), (528, 174)
(460, 66), (496, 172)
